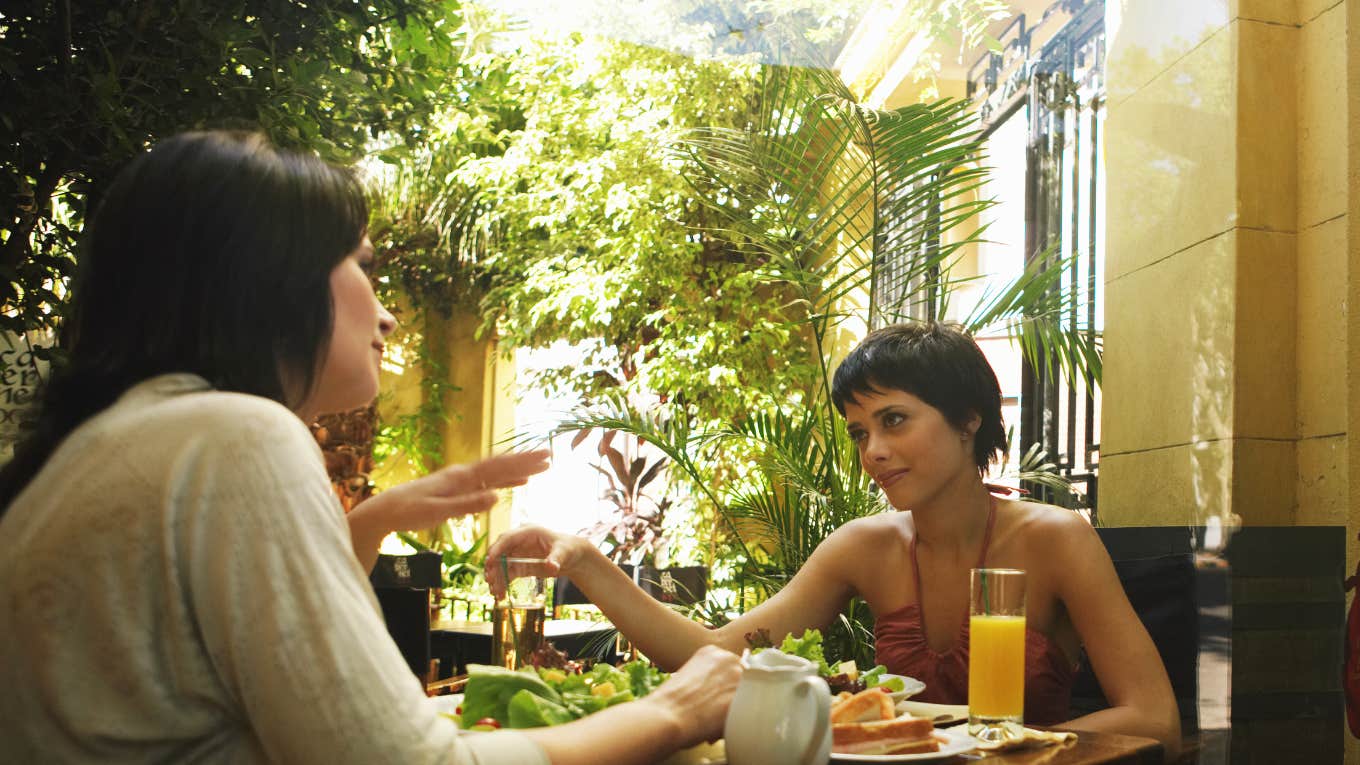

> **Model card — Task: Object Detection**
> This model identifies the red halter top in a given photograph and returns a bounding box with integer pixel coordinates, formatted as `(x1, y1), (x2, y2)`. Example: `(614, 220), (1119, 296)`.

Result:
(873, 501), (1077, 725)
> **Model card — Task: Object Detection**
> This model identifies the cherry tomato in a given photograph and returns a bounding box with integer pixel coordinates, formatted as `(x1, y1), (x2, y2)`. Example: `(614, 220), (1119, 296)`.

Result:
(474, 717), (502, 729)
(455, 706), (463, 715)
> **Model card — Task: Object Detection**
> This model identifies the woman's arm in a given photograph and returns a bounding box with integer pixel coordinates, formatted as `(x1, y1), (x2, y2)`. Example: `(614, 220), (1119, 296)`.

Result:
(522, 645), (741, 765)
(486, 521), (867, 671)
(1047, 512), (1181, 760)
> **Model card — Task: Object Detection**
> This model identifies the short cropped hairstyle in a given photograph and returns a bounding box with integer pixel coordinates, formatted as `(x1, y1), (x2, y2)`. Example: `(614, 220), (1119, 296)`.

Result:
(831, 322), (1007, 473)
(0, 130), (368, 511)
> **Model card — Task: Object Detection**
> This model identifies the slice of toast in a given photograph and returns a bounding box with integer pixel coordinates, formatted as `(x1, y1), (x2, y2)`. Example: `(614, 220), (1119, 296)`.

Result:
(829, 687), (894, 723)
(832, 715), (938, 755)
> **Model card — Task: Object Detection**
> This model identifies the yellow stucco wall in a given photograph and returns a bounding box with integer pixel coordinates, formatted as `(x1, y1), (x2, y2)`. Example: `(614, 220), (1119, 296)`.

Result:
(1297, 0), (1351, 531)
(1100, 0), (1353, 533)
(1100, 1), (1355, 755)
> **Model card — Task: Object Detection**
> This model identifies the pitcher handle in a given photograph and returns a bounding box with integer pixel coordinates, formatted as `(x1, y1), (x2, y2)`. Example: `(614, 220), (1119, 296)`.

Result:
(797, 676), (831, 765)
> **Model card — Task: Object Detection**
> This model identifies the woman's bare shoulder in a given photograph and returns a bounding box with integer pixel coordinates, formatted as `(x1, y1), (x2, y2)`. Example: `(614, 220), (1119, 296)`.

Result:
(824, 511), (909, 548)
(1002, 497), (1089, 528)
(999, 498), (1100, 554)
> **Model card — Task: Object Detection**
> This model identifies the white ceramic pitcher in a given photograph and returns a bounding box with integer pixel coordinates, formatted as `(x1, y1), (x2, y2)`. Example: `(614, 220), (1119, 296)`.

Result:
(723, 649), (831, 765)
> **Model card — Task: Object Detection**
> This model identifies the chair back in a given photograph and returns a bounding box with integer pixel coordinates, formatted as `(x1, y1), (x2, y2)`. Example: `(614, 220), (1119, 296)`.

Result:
(1221, 525), (1344, 763)
(636, 565), (708, 606)
(370, 551), (442, 589)
(370, 552), (442, 679)
(551, 563), (708, 613)
(374, 587), (432, 677)
(1069, 526), (1200, 731)
(553, 563), (634, 614)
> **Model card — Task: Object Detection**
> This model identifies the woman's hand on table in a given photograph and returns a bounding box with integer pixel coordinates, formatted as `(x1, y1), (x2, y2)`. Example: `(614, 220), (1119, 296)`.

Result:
(348, 449), (550, 571)
(484, 525), (593, 599)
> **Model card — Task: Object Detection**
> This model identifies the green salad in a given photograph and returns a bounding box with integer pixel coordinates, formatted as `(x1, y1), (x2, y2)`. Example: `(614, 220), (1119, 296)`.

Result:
(453, 660), (668, 730)
(750, 628), (906, 694)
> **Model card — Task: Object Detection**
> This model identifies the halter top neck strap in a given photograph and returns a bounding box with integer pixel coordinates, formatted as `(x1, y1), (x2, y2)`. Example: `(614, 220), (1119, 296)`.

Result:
(907, 495), (998, 637)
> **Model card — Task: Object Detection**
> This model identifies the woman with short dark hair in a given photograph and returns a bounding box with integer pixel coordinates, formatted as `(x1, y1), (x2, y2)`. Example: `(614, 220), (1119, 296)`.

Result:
(493, 321), (1181, 759)
(0, 131), (740, 765)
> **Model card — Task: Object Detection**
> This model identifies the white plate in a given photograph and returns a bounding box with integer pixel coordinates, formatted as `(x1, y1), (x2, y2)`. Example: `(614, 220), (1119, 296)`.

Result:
(830, 727), (978, 762)
(894, 700), (969, 726)
(876, 674), (926, 702)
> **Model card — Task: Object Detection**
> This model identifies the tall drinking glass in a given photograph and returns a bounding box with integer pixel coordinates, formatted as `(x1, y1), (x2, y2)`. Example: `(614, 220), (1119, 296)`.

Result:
(490, 557), (548, 669)
(968, 567), (1026, 743)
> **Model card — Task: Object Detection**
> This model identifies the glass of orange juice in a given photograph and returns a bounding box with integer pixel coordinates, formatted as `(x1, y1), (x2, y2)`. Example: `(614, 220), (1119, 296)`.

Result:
(968, 567), (1026, 743)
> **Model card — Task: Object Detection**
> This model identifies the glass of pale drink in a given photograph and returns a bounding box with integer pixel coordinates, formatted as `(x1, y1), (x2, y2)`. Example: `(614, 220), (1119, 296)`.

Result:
(491, 557), (548, 669)
(968, 568), (1026, 743)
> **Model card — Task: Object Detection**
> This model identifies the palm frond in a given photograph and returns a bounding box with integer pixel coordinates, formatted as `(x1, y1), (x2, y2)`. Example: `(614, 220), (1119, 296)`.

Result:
(677, 66), (993, 336)
(1012, 442), (1084, 504)
(962, 251), (1103, 390)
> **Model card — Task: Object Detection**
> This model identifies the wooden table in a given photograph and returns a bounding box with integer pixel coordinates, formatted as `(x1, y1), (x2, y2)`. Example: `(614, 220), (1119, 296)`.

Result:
(649, 730), (1161, 765)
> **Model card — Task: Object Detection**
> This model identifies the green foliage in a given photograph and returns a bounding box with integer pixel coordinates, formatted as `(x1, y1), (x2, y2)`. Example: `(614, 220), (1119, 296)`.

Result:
(572, 429), (674, 566)
(890, 0), (1014, 97)
(1003, 439), (1088, 512)
(1, 0), (465, 339)
(397, 529), (488, 591)
(365, 7), (525, 319)
(449, 29), (824, 424)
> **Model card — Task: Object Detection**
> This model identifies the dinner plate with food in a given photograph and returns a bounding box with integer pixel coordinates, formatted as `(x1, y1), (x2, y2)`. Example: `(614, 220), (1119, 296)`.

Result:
(746, 628), (925, 702)
(829, 687), (978, 762)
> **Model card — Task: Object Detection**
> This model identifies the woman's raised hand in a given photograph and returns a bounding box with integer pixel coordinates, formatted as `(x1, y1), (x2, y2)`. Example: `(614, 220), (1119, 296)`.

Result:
(484, 525), (588, 600)
(371, 449), (550, 529)
(347, 449), (550, 571)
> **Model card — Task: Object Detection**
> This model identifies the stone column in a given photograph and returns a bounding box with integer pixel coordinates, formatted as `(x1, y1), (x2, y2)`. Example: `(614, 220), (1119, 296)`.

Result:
(1101, 1), (1316, 528)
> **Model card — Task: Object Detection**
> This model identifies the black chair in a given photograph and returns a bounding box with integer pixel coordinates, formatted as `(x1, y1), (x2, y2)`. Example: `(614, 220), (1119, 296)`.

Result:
(370, 551), (442, 679)
(1070, 527), (1200, 732)
(554, 563), (709, 610)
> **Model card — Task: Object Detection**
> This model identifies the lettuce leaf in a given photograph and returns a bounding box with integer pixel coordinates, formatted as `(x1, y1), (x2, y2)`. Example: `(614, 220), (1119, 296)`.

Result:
(461, 659), (667, 728)
(777, 628), (830, 676)
(460, 665), (562, 728)
(506, 689), (577, 728)
(624, 659), (666, 697)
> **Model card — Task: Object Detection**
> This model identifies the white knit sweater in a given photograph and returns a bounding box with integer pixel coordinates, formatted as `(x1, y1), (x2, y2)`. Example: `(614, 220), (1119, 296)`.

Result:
(0, 374), (547, 764)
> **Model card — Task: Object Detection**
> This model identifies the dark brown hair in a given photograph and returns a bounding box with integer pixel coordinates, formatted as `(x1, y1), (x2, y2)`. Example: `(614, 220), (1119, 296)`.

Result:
(831, 322), (1007, 473)
(0, 131), (368, 512)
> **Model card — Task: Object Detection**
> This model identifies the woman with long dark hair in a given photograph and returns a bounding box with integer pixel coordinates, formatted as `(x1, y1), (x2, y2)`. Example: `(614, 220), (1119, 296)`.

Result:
(0, 131), (739, 764)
